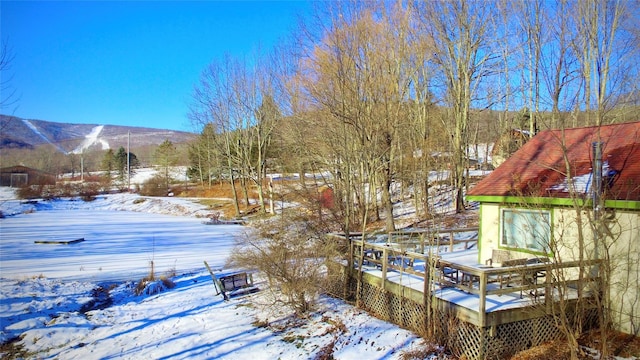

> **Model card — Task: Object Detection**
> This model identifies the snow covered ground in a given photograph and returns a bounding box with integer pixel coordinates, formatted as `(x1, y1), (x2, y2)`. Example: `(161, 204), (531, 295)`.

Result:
(0, 187), (428, 359)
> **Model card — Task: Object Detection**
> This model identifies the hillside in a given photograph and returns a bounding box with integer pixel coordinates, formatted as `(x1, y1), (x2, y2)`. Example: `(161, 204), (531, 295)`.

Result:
(0, 115), (195, 153)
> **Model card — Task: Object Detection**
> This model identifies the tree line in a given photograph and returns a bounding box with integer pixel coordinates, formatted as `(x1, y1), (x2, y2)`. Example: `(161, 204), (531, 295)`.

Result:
(187, 0), (639, 233)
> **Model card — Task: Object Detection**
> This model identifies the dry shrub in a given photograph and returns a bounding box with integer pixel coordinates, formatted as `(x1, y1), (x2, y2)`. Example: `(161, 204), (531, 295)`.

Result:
(79, 182), (100, 201)
(315, 339), (336, 360)
(16, 183), (104, 201)
(251, 319), (270, 328)
(509, 330), (640, 360)
(578, 329), (640, 359)
(0, 336), (29, 360)
(165, 263), (177, 278)
(182, 181), (293, 219)
(139, 175), (169, 196)
(227, 209), (340, 316)
(135, 280), (163, 296)
(509, 340), (577, 360)
(135, 278), (175, 296)
(134, 261), (176, 296)
(321, 316), (347, 334)
(134, 278), (151, 296)
(16, 185), (45, 199)
(400, 341), (451, 360)
(160, 276), (176, 289)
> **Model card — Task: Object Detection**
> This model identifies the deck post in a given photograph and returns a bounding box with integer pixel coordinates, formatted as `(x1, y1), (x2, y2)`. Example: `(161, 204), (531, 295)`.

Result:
(545, 270), (551, 312)
(479, 272), (487, 327)
(423, 254), (430, 305)
(449, 230), (455, 252)
(381, 247), (388, 289)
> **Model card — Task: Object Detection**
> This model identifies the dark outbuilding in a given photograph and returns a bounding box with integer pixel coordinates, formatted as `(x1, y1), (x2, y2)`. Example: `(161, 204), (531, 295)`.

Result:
(0, 165), (57, 187)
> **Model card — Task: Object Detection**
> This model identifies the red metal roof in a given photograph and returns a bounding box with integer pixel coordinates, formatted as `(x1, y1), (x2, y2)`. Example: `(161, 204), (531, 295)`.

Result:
(468, 121), (640, 201)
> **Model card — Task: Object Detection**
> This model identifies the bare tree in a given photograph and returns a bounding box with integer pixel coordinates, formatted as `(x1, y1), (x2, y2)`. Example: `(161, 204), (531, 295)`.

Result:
(413, 0), (498, 213)
(1, 41), (19, 131)
(190, 49), (283, 215)
(296, 1), (424, 232)
(190, 57), (243, 216)
(513, 0), (544, 137)
(571, 0), (634, 127)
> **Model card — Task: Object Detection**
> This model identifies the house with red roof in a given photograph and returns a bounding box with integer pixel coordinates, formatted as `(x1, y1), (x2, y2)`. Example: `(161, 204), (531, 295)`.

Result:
(467, 121), (639, 335)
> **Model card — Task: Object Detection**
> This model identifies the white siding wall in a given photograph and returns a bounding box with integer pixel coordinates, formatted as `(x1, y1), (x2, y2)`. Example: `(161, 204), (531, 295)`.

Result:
(478, 203), (500, 264)
(478, 203), (640, 334)
(605, 211), (639, 335)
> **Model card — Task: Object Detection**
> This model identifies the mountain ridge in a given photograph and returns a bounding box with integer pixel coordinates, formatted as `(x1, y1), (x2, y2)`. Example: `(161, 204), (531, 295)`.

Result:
(0, 115), (195, 153)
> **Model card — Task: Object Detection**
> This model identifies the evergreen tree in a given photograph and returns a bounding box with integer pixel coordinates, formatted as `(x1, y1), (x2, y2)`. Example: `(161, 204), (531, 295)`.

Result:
(154, 139), (177, 192)
(114, 147), (128, 181)
(101, 149), (116, 178)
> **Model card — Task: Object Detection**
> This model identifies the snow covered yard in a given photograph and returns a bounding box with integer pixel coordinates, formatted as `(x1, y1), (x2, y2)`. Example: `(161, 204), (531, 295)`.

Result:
(1, 274), (421, 359)
(0, 188), (426, 359)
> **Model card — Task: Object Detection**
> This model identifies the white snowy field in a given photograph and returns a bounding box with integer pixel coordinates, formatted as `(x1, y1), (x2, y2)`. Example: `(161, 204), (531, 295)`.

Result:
(0, 209), (242, 281)
(0, 188), (428, 359)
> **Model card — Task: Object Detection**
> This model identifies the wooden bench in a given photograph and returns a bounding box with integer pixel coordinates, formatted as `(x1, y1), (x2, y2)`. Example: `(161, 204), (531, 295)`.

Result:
(219, 273), (246, 290)
(204, 261), (259, 300)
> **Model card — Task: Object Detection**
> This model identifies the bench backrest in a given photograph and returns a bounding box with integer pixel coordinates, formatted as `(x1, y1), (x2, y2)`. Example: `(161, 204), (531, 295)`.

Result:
(501, 258), (528, 267)
(220, 273), (250, 291)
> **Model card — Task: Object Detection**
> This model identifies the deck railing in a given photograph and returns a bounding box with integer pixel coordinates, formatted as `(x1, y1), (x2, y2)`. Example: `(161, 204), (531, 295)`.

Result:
(337, 229), (602, 327)
(387, 227), (479, 252)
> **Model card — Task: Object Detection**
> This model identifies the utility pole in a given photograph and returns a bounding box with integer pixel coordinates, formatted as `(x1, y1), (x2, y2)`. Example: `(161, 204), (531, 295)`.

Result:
(80, 150), (84, 182)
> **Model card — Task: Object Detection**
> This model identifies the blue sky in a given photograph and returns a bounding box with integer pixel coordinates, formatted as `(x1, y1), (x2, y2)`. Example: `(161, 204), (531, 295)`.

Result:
(1, 1), (311, 132)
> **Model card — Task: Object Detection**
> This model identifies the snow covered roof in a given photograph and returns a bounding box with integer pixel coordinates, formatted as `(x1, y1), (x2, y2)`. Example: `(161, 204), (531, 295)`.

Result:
(468, 121), (640, 202)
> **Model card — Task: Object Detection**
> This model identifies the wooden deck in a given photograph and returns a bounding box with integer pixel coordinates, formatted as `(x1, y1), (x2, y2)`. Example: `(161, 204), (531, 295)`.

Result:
(335, 229), (601, 329)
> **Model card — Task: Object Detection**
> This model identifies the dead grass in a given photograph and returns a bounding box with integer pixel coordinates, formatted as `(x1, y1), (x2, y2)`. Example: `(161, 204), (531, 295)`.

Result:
(181, 179), (317, 220)
(0, 336), (29, 360)
(181, 182), (262, 219)
(509, 341), (584, 360)
(580, 330), (640, 358)
(399, 340), (452, 359)
(510, 330), (640, 359)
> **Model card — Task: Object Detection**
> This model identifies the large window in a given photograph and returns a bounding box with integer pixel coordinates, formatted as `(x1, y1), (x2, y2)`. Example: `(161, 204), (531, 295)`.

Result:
(501, 208), (551, 253)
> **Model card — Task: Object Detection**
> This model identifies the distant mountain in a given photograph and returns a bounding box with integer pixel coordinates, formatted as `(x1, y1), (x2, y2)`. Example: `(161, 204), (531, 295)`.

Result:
(0, 115), (195, 153)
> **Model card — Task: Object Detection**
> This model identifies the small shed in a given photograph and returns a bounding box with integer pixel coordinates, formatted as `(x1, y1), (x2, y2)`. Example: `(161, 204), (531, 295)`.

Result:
(0, 166), (57, 187)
